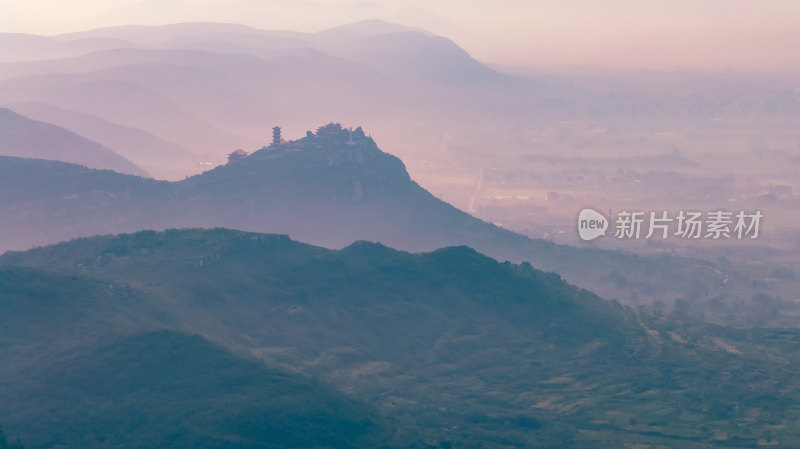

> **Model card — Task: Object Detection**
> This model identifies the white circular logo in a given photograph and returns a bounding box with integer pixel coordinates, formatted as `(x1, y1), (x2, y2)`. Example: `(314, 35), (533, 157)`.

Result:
(577, 208), (609, 241)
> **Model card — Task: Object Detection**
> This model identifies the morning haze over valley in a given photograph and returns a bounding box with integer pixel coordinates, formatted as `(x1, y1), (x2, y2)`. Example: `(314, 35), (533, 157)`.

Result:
(1, 1), (799, 448)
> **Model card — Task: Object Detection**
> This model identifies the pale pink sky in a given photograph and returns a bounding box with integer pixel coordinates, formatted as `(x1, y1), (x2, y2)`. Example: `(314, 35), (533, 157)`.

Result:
(1, 0), (798, 72)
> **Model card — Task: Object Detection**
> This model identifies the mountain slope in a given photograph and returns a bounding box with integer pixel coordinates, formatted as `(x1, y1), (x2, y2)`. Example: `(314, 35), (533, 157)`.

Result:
(0, 32), (135, 63)
(5, 101), (199, 180)
(0, 124), (723, 304)
(0, 108), (147, 176)
(0, 48), (408, 158)
(0, 72), (250, 158)
(324, 31), (517, 89)
(55, 22), (289, 46)
(2, 228), (800, 448)
(0, 21), (526, 164)
(0, 327), (391, 449)
(0, 228), (639, 351)
(308, 19), (430, 45)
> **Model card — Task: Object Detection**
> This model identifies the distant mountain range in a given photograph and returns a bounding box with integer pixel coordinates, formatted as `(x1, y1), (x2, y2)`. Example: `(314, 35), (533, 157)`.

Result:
(0, 123), (725, 305)
(3, 20), (793, 189)
(0, 20), (518, 178)
(0, 108), (146, 176)
(5, 102), (200, 180)
(1, 228), (799, 448)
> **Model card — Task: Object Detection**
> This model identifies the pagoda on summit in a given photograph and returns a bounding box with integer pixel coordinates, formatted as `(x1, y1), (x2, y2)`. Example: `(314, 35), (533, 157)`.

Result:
(271, 126), (282, 146)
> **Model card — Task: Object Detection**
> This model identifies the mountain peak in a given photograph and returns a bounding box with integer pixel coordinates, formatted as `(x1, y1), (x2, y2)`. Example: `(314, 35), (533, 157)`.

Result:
(311, 19), (430, 44)
(252, 122), (380, 164)
(189, 123), (413, 204)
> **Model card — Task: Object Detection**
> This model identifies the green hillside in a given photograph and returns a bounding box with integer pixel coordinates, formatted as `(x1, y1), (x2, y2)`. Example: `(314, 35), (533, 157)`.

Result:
(3, 229), (800, 447)
(0, 326), (392, 449)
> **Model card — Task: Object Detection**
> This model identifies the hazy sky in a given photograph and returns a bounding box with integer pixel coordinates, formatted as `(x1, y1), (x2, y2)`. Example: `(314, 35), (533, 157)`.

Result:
(2, 0), (798, 72)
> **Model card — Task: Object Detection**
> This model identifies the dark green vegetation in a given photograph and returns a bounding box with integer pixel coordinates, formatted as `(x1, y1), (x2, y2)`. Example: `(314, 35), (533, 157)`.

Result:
(0, 268), (392, 449)
(0, 327), (387, 449)
(3, 228), (800, 448)
(0, 426), (26, 449)
(0, 123), (728, 309)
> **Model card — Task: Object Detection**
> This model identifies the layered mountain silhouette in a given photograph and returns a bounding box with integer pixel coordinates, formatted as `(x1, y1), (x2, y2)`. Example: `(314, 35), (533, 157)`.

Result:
(0, 32), (134, 63)
(5, 102), (199, 180)
(3, 20), (794, 186)
(0, 21), (524, 177)
(0, 108), (146, 176)
(1, 228), (798, 448)
(0, 123), (722, 304)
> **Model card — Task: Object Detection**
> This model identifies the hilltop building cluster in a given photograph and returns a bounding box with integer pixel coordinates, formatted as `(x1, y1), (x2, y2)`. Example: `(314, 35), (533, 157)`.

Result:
(227, 123), (376, 165)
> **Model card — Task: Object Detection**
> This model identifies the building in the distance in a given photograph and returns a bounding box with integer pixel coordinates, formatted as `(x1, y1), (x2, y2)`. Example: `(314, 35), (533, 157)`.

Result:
(272, 126), (281, 146)
(227, 149), (248, 163)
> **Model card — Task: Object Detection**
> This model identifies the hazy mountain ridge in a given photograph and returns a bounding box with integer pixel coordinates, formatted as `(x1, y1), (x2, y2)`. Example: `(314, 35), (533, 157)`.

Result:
(0, 70), (252, 161)
(0, 20), (525, 176)
(3, 20), (790, 194)
(0, 124), (725, 305)
(2, 228), (800, 448)
(0, 108), (147, 176)
(3, 101), (199, 180)
(323, 31), (518, 89)
(0, 32), (137, 63)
